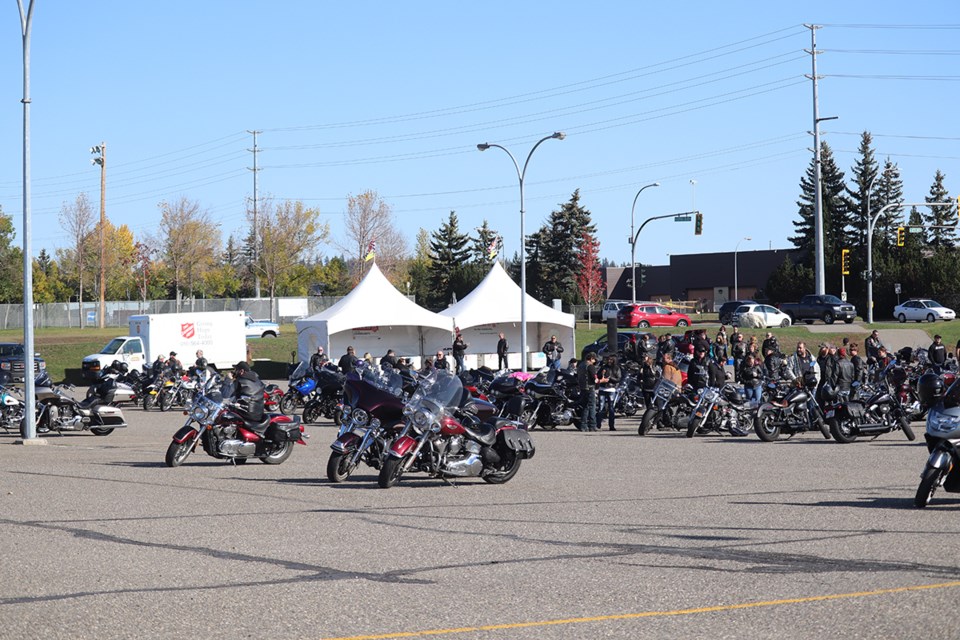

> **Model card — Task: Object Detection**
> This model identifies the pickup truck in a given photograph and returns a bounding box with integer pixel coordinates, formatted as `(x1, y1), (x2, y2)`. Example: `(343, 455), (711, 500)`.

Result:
(0, 343), (46, 383)
(245, 315), (280, 338)
(779, 295), (857, 325)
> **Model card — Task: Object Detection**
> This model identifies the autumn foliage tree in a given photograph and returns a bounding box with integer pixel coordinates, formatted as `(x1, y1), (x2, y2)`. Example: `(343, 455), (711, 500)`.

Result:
(576, 231), (604, 328)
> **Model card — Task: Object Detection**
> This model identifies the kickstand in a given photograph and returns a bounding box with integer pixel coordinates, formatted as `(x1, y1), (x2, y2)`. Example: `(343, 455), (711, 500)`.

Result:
(786, 432), (795, 440)
(440, 475), (458, 488)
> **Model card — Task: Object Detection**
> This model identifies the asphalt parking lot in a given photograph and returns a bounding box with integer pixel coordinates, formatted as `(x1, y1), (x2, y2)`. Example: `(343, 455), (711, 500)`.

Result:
(3, 403), (958, 640)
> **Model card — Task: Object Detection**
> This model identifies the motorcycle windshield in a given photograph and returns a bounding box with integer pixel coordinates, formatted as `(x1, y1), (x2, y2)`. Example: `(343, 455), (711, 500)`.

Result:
(289, 361), (308, 381)
(360, 365), (403, 397)
(408, 369), (463, 416)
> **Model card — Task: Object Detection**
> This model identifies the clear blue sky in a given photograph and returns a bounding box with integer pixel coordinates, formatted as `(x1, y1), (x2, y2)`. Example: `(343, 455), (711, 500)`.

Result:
(2, 2), (959, 268)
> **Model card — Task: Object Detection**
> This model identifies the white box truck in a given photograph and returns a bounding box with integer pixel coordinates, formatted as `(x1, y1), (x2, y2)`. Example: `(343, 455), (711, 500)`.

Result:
(81, 311), (247, 377)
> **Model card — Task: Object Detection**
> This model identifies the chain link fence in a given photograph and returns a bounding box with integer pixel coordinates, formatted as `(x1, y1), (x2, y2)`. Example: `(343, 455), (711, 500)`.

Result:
(0, 296), (346, 330)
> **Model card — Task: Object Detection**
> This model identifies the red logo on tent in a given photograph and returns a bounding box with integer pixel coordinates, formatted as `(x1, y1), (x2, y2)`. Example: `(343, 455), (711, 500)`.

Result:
(181, 323), (195, 339)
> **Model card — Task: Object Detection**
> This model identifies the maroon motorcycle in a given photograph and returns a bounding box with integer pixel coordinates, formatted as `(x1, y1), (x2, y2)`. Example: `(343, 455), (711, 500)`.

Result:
(378, 370), (535, 488)
(165, 377), (305, 467)
(327, 366), (407, 482)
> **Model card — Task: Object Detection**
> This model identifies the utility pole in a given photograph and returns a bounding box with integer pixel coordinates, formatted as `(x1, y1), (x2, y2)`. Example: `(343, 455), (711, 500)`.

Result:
(805, 24), (826, 296)
(248, 130), (262, 299)
(91, 142), (106, 328)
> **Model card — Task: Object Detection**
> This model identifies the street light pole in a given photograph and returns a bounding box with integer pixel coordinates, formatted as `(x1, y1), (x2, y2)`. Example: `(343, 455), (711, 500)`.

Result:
(17, 0), (40, 443)
(477, 132), (565, 370)
(734, 236), (751, 301)
(865, 168), (889, 325)
(629, 182), (659, 305)
(91, 143), (106, 328)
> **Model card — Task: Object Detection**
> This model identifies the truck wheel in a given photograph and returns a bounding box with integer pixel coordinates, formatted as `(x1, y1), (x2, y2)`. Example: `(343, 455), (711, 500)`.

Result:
(823, 312), (835, 325)
(262, 331), (277, 338)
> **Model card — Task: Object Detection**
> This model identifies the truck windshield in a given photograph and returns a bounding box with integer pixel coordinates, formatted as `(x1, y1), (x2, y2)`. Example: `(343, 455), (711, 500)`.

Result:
(100, 338), (126, 355)
(0, 344), (24, 357)
(821, 295), (843, 305)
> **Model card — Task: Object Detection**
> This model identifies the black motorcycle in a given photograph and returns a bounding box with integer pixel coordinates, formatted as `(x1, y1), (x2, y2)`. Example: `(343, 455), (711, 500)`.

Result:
(638, 377), (696, 435)
(515, 368), (581, 430)
(301, 366), (346, 424)
(754, 372), (830, 441)
(685, 383), (755, 438)
(824, 373), (916, 444)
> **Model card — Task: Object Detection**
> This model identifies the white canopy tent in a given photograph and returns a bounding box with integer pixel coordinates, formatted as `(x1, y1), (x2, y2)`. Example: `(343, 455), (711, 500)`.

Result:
(295, 263), (453, 366)
(439, 262), (576, 370)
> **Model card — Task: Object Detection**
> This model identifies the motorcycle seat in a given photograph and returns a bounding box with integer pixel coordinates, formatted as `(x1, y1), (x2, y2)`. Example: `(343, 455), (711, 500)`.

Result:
(77, 396), (101, 410)
(242, 415), (273, 433)
(462, 421), (497, 446)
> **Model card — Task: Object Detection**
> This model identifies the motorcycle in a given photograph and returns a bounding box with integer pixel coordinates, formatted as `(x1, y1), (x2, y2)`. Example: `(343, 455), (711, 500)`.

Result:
(301, 366), (346, 424)
(280, 361), (319, 415)
(638, 378), (696, 435)
(613, 369), (643, 417)
(378, 369), (535, 488)
(514, 368), (581, 430)
(685, 383), (755, 438)
(327, 365), (406, 482)
(98, 361), (142, 405)
(754, 371), (830, 441)
(165, 372), (306, 467)
(0, 384), (25, 432)
(157, 373), (199, 412)
(21, 371), (127, 437)
(263, 383), (285, 413)
(914, 376), (960, 507)
(825, 369), (916, 443)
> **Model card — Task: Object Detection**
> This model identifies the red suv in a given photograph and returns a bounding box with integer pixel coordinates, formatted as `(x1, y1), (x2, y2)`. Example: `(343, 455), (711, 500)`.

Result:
(617, 304), (691, 328)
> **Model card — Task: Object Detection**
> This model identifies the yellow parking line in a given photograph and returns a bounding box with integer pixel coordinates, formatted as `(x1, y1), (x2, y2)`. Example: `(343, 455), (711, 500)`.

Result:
(323, 580), (960, 640)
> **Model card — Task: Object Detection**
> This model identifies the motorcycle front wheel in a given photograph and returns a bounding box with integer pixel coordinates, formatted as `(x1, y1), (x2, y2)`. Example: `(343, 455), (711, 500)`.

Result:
(639, 408), (657, 435)
(327, 451), (356, 483)
(143, 393), (157, 411)
(483, 451), (521, 484)
(915, 465), (945, 508)
(685, 416), (700, 438)
(378, 454), (409, 488)
(828, 416), (858, 444)
(754, 412), (781, 442)
(158, 390), (174, 412)
(279, 394), (298, 416)
(303, 403), (322, 425)
(165, 439), (194, 467)
(900, 417), (917, 441)
(260, 441), (294, 465)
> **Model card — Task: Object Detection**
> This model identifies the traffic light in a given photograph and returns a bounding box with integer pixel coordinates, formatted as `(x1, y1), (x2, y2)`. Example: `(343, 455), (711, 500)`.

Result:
(841, 248), (850, 276)
(897, 226), (905, 247)
(694, 212), (703, 236)
(639, 265), (647, 286)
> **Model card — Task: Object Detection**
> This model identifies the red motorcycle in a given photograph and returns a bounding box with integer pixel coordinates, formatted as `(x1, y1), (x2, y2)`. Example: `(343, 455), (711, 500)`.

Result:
(378, 370), (535, 488)
(165, 377), (305, 467)
(264, 384), (285, 412)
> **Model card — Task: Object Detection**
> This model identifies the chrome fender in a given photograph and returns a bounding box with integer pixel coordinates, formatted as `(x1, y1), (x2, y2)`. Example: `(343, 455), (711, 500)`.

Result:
(927, 449), (952, 471)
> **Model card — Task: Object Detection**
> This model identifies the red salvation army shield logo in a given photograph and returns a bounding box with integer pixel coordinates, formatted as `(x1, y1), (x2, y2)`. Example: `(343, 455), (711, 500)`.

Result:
(181, 323), (195, 339)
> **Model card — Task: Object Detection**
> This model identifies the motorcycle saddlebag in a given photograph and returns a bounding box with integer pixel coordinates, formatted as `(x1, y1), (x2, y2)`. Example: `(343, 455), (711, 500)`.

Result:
(498, 428), (536, 459)
(267, 417), (303, 442)
(845, 401), (866, 419)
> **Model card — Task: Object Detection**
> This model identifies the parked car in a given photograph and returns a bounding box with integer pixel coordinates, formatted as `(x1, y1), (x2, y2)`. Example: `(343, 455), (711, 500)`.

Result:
(0, 343), (46, 383)
(894, 299), (956, 323)
(601, 300), (629, 322)
(780, 294), (857, 325)
(617, 304), (691, 329)
(731, 304), (792, 328)
(718, 300), (756, 325)
(581, 332), (656, 359)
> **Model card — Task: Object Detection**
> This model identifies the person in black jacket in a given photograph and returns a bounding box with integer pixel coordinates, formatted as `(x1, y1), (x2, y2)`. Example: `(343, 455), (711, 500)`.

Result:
(686, 349), (710, 390)
(496, 332), (509, 370)
(849, 344), (866, 384)
(433, 350), (450, 371)
(231, 361), (265, 422)
(310, 346), (329, 373)
(338, 346), (359, 374)
(830, 349), (856, 394)
(577, 352), (598, 431)
(640, 354), (659, 408)
(543, 335), (564, 370)
(380, 349), (398, 370)
(597, 354), (621, 431)
(739, 354), (763, 403)
(452, 330), (468, 374)
(929, 334), (947, 372)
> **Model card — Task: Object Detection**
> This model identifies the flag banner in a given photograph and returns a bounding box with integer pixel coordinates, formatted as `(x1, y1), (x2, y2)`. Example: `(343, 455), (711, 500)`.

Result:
(487, 236), (499, 260)
(364, 239), (376, 262)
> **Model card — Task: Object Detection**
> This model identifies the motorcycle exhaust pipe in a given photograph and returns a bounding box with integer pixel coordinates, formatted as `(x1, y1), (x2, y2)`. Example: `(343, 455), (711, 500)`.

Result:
(855, 424), (892, 435)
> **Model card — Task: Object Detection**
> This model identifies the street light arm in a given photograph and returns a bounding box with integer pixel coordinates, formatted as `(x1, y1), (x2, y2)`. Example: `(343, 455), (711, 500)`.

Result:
(632, 211), (697, 245)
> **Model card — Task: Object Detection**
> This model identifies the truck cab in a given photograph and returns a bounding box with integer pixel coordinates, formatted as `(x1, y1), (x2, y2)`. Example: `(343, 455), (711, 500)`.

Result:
(81, 336), (146, 379)
(245, 315), (280, 338)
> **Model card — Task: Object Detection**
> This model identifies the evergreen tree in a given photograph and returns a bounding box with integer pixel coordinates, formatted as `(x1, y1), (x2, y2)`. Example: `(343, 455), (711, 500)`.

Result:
(428, 211), (471, 308)
(407, 228), (434, 306)
(538, 190), (596, 307)
(471, 219), (500, 263)
(846, 131), (879, 251)
(764, 256), (813, 304)
(873, 158), (905, 248)
(523, 228), (549, 303)
(789, 142), (854, 276)
(923, 170), (956, 248)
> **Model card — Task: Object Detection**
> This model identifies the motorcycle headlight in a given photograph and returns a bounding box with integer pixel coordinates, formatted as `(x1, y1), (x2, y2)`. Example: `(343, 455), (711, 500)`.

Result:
(414, 409), (432, 428)
(191, 404), (208, 421)
(352, 408), (369, 426)
(927, 411), (960, 434)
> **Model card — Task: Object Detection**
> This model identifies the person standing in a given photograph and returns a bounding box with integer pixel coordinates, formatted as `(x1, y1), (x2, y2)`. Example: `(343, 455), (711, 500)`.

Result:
(577, 352), (599, 432)
(338, 346), (359, 375)
(740, 355), (763, 404)
(865, 330), (883, 361)
(597, 354), (621, 431)
(496, 332), (509, 370)
(929, 334), (948, 372)
(193, 350), (208, 377)
(730, 327), (745, 381)
(452, 330), (468, 374)
(543, 335), (564, 370)
(661, 351), (683, 387)
(849, 344), (865, 384)
(714, 325), (728, 363)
